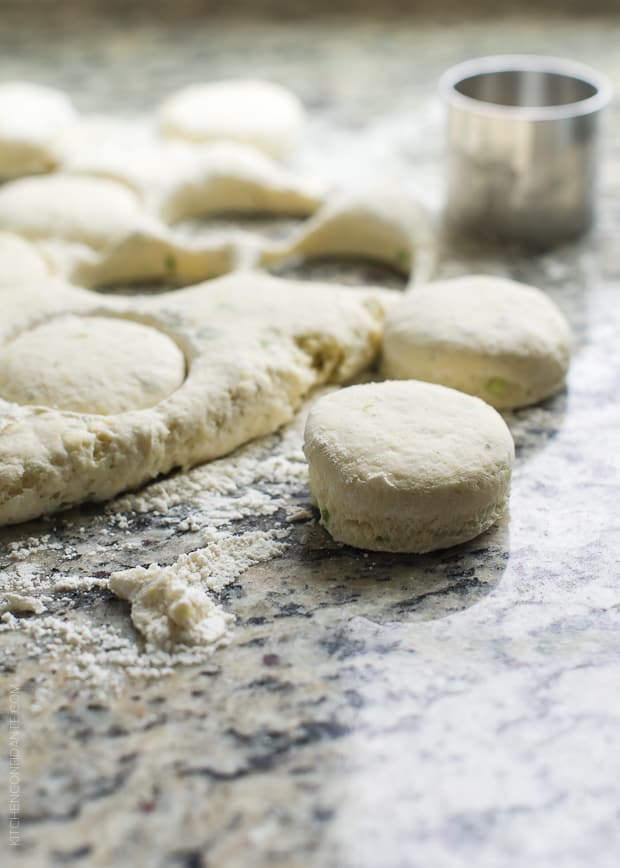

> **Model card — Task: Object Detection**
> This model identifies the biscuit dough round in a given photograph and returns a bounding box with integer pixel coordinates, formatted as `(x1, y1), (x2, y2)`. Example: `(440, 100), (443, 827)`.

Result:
(158, 79), (305, 158)
(382, 275), (572, 408)
(0, 82), (77, 180)
(0, 315), (186, 414)
(304, 380), (514, 553)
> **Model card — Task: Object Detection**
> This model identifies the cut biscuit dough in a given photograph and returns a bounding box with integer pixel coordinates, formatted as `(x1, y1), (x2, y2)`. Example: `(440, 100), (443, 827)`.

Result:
(382, 275), (572, 408)
(0, 232), (50, 284)
(0, 173), (237, 288)
(0, 272), (387, 526)
(0, 82), (77, 180)
(158, 79), (305, 159)
(261, 187), (437, 286)
(304, 380), (514, 553)
(67, 129), (323, 223)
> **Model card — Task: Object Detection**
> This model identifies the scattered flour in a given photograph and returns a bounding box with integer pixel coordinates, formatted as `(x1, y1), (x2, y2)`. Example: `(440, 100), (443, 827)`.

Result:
(109, 527), (287, 650)
(0, 406), (317, 701)
(110, 568), (234, 649)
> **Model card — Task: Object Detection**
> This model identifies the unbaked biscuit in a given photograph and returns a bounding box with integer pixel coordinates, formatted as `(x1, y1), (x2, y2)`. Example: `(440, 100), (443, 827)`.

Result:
(382, 275), (571, 408)
(158, 79), (305, 159)
(304, 380), (514, 553)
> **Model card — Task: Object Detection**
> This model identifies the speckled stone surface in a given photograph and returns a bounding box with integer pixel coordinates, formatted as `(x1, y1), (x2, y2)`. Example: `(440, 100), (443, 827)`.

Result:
(1, 11), (620, 868)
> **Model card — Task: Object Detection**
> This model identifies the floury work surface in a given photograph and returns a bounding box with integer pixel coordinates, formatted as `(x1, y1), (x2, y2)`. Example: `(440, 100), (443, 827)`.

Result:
(1, 12), (620, 868)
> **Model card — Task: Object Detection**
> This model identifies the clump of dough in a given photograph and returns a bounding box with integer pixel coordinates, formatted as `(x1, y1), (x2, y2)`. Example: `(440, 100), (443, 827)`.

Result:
(158, 79), (305, 159)
(0, 82), (77, 180)
(304, 380), (515, 553)
(382, 275), (572, 408)
(110, 564), (233, 649)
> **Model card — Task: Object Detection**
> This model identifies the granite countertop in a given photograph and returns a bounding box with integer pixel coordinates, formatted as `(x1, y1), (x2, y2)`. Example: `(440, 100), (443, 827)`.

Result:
(1, 11), (620, 868)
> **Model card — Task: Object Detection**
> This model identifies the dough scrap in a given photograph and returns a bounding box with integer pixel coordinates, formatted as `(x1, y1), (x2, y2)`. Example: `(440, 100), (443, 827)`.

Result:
(67, 126), (323, 223)
(382, 275), (572, 408)
(261, 187), (437, 285)
(154, 142), (323, 224)
(0, 315), (186, 414)
(109, 563), (233, 649)
(158, 79), (305, 159)
(0, 592), (47, 616)
(0, 232), (50, 284)
(0, 272), (387, 526)
(304, 380), (514, 553)
(0, 82), (77, 180)
(0, 173), (237, 288)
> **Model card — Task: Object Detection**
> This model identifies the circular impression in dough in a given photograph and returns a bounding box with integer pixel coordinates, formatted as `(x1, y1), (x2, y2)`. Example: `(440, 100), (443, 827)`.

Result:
(304, 380), (515, 553)
(0, 315), (186, 415)
(158, 79), (305, 158)
(382, 275), (572, 409)
(0, 82), (77, 180)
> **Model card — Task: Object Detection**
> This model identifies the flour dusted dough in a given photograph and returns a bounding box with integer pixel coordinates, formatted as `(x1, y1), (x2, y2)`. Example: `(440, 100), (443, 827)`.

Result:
(155, 143), (323, 224)
(0, 173), (143, 250)
(0, 173), (236, 288)
(0, 272), (386, 526)
(382, 275), (572, 409)
(158, 79), (305, 158)
(0, 82), (77, 180)
(67, 128), (323, 223)
(0, 232), (50, 284)
(0, 315), (186, 414)
(261, 188), (437, 285)
(304, 380), (514, 553)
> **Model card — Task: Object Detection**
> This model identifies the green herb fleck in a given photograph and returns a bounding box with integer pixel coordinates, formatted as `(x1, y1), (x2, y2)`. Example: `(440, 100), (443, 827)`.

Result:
(320, 507), (330, 526)
(164, 252), (177, 273)
(485, 377), (510, 397)
(395, 248), (409, 271)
